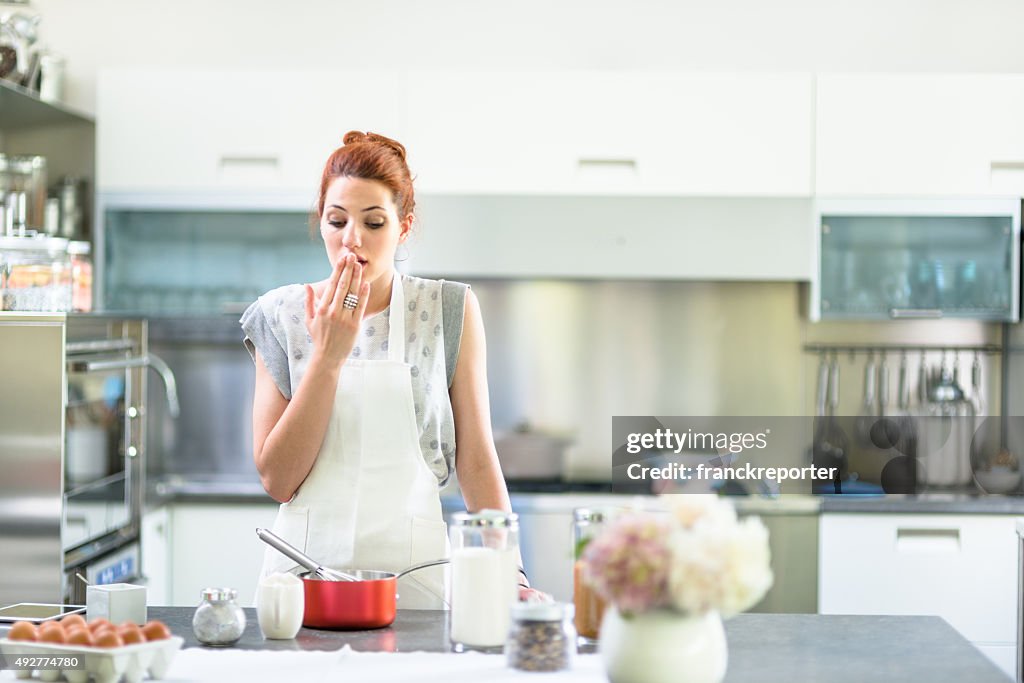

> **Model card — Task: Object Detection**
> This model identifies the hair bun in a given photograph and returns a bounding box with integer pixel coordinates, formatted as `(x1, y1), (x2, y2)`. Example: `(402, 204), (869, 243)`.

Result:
(342, 130), (407, 163)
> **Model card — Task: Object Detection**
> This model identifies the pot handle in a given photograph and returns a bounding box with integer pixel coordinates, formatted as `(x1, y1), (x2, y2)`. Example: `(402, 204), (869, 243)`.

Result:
(395, 558), (450, 580)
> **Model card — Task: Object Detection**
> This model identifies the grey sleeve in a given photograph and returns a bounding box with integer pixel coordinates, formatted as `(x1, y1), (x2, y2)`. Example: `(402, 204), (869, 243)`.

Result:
(441, 281), (469, 388)
(239, 300), (292, 399)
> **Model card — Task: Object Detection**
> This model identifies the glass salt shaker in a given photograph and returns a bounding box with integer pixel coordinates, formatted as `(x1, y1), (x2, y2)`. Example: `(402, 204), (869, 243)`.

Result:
(506, 602), (576, 672)
(193, 587), (246, 646)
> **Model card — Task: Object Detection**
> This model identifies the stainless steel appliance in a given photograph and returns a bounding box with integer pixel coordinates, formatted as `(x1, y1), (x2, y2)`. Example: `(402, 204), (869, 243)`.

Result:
(0, 312), (177, 605)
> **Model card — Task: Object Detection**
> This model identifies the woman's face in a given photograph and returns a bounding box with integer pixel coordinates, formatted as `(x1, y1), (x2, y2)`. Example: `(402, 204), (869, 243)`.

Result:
(320, 176), (411, 288)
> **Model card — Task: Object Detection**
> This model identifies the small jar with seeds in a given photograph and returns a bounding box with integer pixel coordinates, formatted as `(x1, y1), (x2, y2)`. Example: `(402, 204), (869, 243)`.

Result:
(506, 602), (575, 672)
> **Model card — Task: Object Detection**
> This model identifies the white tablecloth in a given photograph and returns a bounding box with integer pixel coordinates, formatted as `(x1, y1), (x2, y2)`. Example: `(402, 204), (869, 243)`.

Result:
(162, 646), (606, 683)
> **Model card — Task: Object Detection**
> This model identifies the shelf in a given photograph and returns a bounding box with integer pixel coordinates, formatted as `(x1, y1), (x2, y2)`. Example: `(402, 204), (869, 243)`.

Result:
(0, 76), (93, 128)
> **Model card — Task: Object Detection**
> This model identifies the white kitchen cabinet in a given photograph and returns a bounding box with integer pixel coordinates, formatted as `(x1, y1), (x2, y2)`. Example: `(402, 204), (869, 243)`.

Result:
(406, 71), (813, 196)
(141, 507), (171, 606)
(819, 513), (1017, 679)
(168, 502), (280, 607)
(816, 74), (1024, 197)
(97, 69), (405, 197)
(405, 194), (814, 280)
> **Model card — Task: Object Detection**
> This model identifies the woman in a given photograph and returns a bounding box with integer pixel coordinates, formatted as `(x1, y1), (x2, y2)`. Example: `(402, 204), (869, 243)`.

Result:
(241, 131), (534, 608)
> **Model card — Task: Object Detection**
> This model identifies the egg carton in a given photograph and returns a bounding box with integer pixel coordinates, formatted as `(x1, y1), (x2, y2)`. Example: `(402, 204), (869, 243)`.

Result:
(0, 637), (183, 683)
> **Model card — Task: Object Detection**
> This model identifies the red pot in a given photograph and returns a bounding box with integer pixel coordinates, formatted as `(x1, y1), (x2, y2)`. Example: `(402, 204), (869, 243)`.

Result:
(300, 570), (400, 630)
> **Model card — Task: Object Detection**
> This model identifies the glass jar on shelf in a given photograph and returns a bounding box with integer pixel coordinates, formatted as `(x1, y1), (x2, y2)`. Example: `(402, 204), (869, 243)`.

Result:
(0, 234), (70, 311)
(67, 240), (92, 312)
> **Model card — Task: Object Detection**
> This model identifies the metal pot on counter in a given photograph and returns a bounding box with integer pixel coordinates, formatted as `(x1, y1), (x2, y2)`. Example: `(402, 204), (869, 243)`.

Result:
(494, 423), (573, 481)
(256, 528), (448, 630)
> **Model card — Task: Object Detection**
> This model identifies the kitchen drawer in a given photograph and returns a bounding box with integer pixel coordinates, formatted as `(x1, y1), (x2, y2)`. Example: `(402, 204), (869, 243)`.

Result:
(819, 513), (1018, 645)
(98, 69), (405, 196)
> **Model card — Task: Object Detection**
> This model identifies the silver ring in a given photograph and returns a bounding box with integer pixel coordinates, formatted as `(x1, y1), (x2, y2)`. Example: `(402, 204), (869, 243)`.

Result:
(342, 293), (359, 310)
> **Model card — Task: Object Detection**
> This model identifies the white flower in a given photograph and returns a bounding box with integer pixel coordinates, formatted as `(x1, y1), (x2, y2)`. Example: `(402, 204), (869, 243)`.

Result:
(668, 494), (737, 529)
(666, 514), (773, 618)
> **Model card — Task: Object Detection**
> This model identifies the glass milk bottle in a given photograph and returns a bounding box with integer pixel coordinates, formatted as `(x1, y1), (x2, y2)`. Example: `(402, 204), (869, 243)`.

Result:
(572, 508), (613, 643)
(449, 510), (519, 652)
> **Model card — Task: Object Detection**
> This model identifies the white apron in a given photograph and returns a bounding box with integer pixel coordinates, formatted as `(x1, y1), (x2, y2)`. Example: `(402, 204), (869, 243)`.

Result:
(259, 276), (449, 609)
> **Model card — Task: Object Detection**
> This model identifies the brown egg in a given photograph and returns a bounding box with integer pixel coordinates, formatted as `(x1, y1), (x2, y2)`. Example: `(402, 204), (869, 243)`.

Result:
(141, 620), (171, 641)
(94, 630), (124, 648)
(65, 628), (94, 647)
(60, 614), (87, 630)
(37, 621), (65, 638)
(118, 623), (144, 645)
(38, 626), (67, 644)
(7, 621), (37, 641)
(88, 618), (112, 633)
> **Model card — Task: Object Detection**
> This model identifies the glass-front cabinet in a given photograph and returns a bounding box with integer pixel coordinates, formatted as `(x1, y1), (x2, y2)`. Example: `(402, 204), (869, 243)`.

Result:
(101, 209), (326, 316)
(815, 199), (1021, 321)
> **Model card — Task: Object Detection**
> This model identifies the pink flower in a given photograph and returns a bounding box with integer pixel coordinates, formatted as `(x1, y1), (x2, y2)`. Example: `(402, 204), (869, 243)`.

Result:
(580, 514), (673, 615)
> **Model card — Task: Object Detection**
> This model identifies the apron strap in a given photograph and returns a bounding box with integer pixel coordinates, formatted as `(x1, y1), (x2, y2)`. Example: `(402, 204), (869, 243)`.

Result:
(386, 274), (405, 363)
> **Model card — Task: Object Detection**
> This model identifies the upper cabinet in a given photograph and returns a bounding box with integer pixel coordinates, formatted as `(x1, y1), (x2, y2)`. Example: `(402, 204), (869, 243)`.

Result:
(405, 71), (814, 196)
(96, 69), (406, 198)
(816, 74), (1024, 197)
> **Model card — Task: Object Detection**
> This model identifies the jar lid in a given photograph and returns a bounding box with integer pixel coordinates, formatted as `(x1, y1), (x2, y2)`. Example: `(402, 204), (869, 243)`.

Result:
(201, 587), (237, 601)
(573, 507), (619, 523)
(67, 240), (91, 255)
(511, 601), (574, 622)
(450, 509), (519, 528)
(0, 234), (68, 254)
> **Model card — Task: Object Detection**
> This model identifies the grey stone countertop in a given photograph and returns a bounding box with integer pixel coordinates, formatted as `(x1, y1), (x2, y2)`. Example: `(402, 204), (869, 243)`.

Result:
(147, 475), (1024, 515)
(61, 608), (1010, 682)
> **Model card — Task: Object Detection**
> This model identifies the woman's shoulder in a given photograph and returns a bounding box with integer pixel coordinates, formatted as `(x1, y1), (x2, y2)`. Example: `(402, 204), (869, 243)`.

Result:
(400, 273), (470, 297)
(240, 283), (306, 333)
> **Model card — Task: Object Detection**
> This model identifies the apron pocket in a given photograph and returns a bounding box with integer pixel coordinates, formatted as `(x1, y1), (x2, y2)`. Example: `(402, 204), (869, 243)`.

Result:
(403, 516), (450, 609)
(263, 504), (310, 575)
(410, 516), (448, 564)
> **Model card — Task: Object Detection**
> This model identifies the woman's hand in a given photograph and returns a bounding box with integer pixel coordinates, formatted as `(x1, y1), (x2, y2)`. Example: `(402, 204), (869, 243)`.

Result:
(518, 586), (554, 603)
(304, 254), (370, 367)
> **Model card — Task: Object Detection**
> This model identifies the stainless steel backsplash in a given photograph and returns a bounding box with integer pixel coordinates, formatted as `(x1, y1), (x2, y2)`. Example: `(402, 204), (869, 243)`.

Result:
(146, 280), (1000, 482)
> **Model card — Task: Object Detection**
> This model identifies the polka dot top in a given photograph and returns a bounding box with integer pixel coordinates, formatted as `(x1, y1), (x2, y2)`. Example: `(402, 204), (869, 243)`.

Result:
(240, 273), (468, 487)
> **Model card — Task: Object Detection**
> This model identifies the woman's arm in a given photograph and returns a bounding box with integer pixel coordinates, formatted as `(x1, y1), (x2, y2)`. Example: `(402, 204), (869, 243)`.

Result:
(253, 256), (368, 502)
(451, 290), (544, 596)
(450, 289), (511, 515)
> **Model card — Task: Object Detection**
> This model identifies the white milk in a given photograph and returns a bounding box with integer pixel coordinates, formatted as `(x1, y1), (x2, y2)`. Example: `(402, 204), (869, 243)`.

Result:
(449, 546), (518, 648)
(256, 572), (304, 639)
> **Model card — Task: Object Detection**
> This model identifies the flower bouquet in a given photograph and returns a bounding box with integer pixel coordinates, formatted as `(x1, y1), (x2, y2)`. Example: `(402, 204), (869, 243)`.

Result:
(580, 495), (773, 683)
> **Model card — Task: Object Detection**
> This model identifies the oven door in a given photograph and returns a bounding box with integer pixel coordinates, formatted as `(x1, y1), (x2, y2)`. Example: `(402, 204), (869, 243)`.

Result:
(63, 320), (147, 599)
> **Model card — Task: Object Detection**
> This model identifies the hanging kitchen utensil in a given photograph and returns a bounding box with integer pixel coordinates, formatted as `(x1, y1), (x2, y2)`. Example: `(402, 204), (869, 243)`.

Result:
(880, 352), (918, 493)
(870, 353), (900, 449)
(813, 353), (848, 493)
(969, 353), (1022, 493)
(918, 354), (974, 488)
(854, 352), (876, 448)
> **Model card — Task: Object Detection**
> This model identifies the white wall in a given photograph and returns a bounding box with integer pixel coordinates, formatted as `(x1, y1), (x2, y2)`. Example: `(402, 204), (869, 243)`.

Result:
(26, 0), (1024, 114)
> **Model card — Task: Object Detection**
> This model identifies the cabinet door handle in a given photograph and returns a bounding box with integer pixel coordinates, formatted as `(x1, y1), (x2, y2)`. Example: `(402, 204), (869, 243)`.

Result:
(218, 155), (280, 169)
(890, 308), (943, 319)
(896, 527), (960, 553)
(577, 158), (638, 171)
(990, 161), (1024, 171)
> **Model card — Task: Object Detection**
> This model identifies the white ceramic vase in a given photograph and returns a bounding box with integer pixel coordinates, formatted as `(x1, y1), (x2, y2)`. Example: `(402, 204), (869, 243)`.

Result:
(599, 607), (727, 683)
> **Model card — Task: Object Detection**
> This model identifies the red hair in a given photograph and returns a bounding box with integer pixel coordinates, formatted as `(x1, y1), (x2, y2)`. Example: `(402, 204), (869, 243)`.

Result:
(314, 131), (415, 222)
